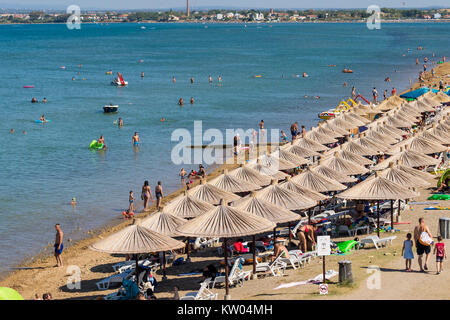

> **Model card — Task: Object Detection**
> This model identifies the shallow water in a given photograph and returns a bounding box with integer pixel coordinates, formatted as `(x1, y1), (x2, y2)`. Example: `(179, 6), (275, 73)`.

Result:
(0, 22), (448, 274)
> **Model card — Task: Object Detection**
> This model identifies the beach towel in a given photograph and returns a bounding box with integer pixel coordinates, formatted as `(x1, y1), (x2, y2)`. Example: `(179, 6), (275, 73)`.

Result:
(273, 270), (338, 290)
(428, 194), (450, 201)
(424, 207), (450, 210)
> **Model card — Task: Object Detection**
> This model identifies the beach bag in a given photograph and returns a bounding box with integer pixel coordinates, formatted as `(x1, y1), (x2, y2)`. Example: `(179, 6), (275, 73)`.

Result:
(419, 232), (434, 246)
(172, 257), (184, 266)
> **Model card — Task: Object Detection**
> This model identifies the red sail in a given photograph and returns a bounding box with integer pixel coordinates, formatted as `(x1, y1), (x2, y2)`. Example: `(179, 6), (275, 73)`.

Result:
(117, 73), (125, 85)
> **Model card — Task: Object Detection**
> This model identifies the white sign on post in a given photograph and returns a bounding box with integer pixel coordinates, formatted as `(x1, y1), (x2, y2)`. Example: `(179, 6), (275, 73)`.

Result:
(317, 236), (331, 256)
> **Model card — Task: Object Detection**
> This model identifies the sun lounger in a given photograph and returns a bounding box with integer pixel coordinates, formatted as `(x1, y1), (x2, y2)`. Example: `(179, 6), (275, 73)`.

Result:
(210, 258), (251, 288)
(359, 235), (397, 250)
(255, 255), (287, 276)
(96, 270), (134, 290)
(180, 279), (218, 300)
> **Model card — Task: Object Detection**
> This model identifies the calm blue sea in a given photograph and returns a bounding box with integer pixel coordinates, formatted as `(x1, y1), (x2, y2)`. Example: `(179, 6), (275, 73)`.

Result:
(0, 22), (448, 275)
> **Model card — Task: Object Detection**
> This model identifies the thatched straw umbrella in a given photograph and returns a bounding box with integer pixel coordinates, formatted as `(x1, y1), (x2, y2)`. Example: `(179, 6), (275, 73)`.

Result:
(232, 191), (302, 275)
(293, 137), (330, 152)
(365, 129), (399, 145)
(412, 99), (436, 112)
(311, 160), (357, 183)
(255, 153), (298, 171)
(389, 134), (447, 155)
(279, 176), (330, 202)
(189, 179), (241, 205)
(291, 167), (347, 193)
(382, 115), (413, 128)
(322, 121), (350, 136)
(354, 134), (389, 153)
(176, 200), (275, 299)
(275, 149), (309, 166)
(419, 130), (449, 146)
(90, 219), (185, 286)
(339, 112), (370, 126)
(372, 146), (440, 170)
(208, 169), (261, 193)
(315, 124), (344, 138)
(162, 190), (214, 219)
(253, 179), (316, 211)
(323, 146), (374, 166)
(249, 162), (289, 180)
(336, 172), (419, 236)
(305, 129), (338, 145)
(340, 139), (380, 156)
(321, 152), (369, 176)
(228, 164), (272, 187)
(434, 92), (450, 103)
(379, 162), (430, 188)
(395, 160), (435, 181)
(428, 124), (450, 141)
(282, 143), (321, 158)
(370, 122), (405, 138)
(141, 210), (187, 279)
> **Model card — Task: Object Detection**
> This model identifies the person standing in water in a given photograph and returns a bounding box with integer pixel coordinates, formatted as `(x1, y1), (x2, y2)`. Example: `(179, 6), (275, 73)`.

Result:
(172, 76), (176, 83)
(180, 168), (187, 185)
(190, 97), (194, 104)
(155, 181), (164, 211)
(372, 87), (378, 104)
(118, 118), (123, 127)
(141, 181), (152, 211)
(178, 98), (184, 106)
(54, 224), (64, 267)
(190, 76), (194, 84)
(351, 86), (356, 99)
(129, 191), (135, 212)
(132, 132), (140, 146)
(209, 75), (212, 83)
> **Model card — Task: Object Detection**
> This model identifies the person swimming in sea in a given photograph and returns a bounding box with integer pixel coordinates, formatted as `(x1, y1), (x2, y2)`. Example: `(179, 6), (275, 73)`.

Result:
(160, 117), (166, 122)
(42, 97), (47, 103)
(40, 114), (46, 122)
(190, 97), (194, 104)
(10, 128), (14, 134)
(172, 76), (176, 83)
(209, 75), (212, 83)
(178, 98), (184, 106)
(302, 72), (308, 78)
(98, 135), (107, 150)
(190, 76), (194, 84)
(132, 132), (140, 146)
(31, 97), (38, 103)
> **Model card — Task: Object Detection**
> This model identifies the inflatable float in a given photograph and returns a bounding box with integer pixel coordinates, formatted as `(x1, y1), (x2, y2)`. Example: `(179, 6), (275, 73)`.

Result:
(89, 140), (104, 150)
(35, 119), (51, 123)
(23, 85), (35, 88)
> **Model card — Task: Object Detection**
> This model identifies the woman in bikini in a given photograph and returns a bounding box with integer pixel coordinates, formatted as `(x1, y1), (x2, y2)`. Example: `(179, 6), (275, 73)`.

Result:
(297, 224), (317, 253)
(141, 180), (152, 211)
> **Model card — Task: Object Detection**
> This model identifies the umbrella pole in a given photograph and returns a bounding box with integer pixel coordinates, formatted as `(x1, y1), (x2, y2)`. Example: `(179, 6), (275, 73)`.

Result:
(186, 237), (191, 263)
(252, 235), (257, 280)
(377, 200), (380, 238)
(224, 238), (230, 300)
(390, 200), (394, 233)
(308, 208), (311, 225)
(288, 223), (292, 244)
(135, 254), (139, 286)
(162, 251), (167, 280)
(318, 201), (322, 216)
(398, 200), (401, 219)
(273, 227), (276, 242)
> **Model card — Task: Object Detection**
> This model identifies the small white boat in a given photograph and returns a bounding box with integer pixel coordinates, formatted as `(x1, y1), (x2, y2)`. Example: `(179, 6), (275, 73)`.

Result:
(111, 72), (128, 86)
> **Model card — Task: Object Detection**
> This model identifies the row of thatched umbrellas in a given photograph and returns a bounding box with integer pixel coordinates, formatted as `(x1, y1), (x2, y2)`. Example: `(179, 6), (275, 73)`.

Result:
(90, 90), (449, 299)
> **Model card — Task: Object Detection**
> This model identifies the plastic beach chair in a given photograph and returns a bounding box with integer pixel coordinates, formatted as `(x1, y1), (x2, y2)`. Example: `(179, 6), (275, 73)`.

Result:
(360, 235), (397, 250)
(180, 279), (218, 300)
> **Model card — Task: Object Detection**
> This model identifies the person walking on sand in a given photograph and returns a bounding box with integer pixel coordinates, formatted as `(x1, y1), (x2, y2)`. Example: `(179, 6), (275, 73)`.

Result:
(351, 86), (356, 99)
(54, 224), (63, 267)
(391, 87), (396, 96)
(414, 217), (433, 272)
(141, 180), (153, 211)
(402, 233), (414, 272)
(383, 90), (387, 100)
(233, 134), (240, 155)
(301, 125), (307, 138)
(434, 236), (446, 275)
(155, 181), (163, 210)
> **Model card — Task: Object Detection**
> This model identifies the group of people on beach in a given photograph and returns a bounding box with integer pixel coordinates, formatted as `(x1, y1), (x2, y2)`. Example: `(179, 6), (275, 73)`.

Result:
(402, 218), (447, 274)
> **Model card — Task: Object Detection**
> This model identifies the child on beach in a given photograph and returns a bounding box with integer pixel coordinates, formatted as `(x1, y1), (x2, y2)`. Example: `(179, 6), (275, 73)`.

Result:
(129, 190), (134, 211)
(402, 233), (414, 272)
(434, 236), (446, 274)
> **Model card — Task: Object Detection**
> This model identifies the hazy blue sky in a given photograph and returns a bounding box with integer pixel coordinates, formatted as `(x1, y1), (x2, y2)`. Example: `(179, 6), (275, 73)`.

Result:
(0, 0), (448, 10)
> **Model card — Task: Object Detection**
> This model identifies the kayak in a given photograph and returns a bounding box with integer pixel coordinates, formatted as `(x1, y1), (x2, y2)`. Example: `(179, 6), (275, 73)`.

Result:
(35, 119), (51, 123)
(89, 140), (104, 150)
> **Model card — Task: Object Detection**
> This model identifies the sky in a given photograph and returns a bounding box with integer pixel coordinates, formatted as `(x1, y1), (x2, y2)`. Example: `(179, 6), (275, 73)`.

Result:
(0, 0), (448, 10)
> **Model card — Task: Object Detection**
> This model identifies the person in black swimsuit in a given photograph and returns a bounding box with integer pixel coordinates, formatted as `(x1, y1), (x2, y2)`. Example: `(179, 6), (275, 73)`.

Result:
(155, 181), (163, 211)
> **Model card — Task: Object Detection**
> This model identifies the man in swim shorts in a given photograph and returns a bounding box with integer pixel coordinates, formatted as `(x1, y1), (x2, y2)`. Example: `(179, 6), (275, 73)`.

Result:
(54, 224), (64, 267)
(132, 132), (140, 146)
(414, 217), (432, 272)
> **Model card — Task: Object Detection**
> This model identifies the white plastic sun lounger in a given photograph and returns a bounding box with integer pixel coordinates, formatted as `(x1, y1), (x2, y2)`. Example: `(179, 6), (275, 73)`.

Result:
(255, 255), (287, 276)
(180, 279), (218, 300)
(360, 235), (397, 250)
(96, 270), (134, 290)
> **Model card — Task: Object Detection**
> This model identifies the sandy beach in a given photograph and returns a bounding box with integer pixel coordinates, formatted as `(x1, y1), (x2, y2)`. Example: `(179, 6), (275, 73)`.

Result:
(1, 61), (448, 301)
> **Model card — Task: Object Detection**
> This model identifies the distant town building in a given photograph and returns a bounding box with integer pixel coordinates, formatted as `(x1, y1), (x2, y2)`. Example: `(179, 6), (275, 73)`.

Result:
(433, 13), (442, 19)
(254, 12), (264, 21)
(216, 13), (223, 20)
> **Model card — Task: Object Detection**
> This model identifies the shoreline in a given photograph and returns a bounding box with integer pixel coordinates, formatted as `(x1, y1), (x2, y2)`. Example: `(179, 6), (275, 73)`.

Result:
(0, 19), (449, 26)
(0, 54), (448, 298)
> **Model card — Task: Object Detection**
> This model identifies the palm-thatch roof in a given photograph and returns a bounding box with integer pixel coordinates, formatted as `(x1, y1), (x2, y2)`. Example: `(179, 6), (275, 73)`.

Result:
(189, 179), (241, 205)
(321, 152), (369, 175)
(141, 210), (187, 236)
(291, 167), (347, 192)
(228, 164), (272, 187)
(208, 169), (261, 193)
(162, 191), (214, 219)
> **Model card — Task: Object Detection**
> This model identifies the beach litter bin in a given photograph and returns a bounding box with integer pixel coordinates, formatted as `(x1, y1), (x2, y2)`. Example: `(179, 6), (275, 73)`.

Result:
(439, 217), (450, 239)
(338, 260), (353, 284)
